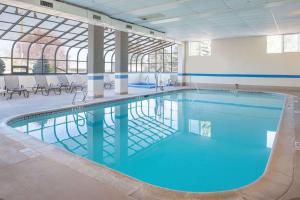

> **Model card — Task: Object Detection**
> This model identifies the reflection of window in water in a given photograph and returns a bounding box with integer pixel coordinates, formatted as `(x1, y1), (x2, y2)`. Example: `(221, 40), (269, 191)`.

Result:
(189, 120), (211, 137)
(267, 131), (276, 148)
(200, 121), (211, 137)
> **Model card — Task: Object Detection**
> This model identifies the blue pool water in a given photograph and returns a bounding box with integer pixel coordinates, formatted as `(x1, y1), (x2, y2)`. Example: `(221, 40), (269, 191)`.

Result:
(128, 82), (157, 88)
(9, 90), (285, 192)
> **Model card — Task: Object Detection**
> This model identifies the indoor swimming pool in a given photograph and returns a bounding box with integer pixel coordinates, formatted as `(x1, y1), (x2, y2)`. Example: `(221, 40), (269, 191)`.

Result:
(9, 89), (285, 192)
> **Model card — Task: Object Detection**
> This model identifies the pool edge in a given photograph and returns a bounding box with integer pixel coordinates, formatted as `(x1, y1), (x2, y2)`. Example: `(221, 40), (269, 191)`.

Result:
(0, 88), (295, 200)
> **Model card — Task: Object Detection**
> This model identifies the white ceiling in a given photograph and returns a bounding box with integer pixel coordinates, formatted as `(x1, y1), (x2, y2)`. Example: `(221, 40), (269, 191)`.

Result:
(62, 0), (300, 41)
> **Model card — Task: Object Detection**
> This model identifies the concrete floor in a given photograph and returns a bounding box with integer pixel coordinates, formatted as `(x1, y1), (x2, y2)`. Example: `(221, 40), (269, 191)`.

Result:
(0, 87), (299, 200)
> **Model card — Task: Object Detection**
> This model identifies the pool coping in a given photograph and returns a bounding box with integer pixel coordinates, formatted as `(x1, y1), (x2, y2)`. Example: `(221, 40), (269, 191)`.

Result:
(0, 88), (296, 200)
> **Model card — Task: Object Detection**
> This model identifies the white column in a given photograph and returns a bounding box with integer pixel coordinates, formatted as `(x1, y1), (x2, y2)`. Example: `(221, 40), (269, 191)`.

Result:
(115, 31), (128, 94)
(178, 42), (188, 86)
(87, 24), (105, 98)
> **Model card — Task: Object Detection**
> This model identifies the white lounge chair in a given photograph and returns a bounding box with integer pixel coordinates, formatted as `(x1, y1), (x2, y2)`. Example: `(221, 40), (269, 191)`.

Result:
(19, 75), (37, 93)
(4, 76), (29, 99)
(35, 76), (61, 96)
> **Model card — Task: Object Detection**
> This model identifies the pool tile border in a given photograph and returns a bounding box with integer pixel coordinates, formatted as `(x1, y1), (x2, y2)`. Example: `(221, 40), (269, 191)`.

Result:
(0, 88), (296, 200)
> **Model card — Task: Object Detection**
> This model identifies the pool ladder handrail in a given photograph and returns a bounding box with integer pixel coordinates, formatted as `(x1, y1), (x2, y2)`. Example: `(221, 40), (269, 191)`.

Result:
(145, 75), (150, 85)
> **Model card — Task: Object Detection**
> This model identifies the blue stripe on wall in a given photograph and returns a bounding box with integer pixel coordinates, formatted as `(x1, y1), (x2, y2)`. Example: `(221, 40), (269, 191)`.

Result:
(177, 73), (300, 78)
(115, 74), (128, 79)
(88, 75), (104, 80)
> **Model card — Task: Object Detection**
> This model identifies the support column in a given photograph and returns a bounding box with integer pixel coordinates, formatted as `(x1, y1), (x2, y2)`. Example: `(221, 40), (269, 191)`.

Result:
(88, 24), (104, 98)
(115, 31), (128, 95)
(178, 42), (187, 86)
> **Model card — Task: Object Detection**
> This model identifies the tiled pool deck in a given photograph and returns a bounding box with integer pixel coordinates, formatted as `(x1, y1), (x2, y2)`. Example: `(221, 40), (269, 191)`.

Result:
(0, 86), (299, 200)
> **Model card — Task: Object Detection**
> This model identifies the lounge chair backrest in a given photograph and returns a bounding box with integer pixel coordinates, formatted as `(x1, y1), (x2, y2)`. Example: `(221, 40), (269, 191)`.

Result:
(46, 75), (59, 86)
(67, 74), (76, 84)
(4, 76), (20, 90)
(35, 76), (48, 87)
(79, 75), (87, 84)
(57, 75), (69, 85)
(19, 75), (36, 88)
(0, 76), (4, 89)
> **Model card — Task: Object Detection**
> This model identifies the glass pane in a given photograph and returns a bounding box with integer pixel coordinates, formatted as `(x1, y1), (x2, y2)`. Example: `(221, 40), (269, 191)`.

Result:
(164, 53), (171, 63)
(56, 60), (66, 73)
(267, 35), (282, 53)
(29, 43), (44, 59)
(172, 63), (178, 72)
(70, 27), (86, 34)
(48, 16), (65, 23)
(164, 63), (171, 72)
(55, 24), (72, 32)
(21, 34), (42, 43)
(0, 40), (13, 57)
(11, 25), (32, 33)
(0, 58), (11, 74)
(105, 62), (112, 72)
(68, 61), (77, 73)
(39, 21), (58, 30)
(2, 32), (23, 40)
(68, 48), (80, 60)
(189, 42), (200, 56)
(284, 34), (299, 52)
(0, 12), (20, 23)
(142, 63), (149, 72)
(200, 40), (211, 56)
(149, 63), (156, 72)
(56, 47), (68, 60)
(22, 17), (41, 26)
(78, 49), (87, 61)
(164, 46), (172, 53)
(0, 21), (13, 30)
(43, 45), (56, 60)
(14, 42), (30, 58)
(31, 59), (55, 73)
(78, 62), (87, 73)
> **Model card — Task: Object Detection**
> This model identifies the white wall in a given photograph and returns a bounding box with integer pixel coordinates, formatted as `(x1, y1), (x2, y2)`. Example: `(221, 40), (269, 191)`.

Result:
(183, 36), (300, 87)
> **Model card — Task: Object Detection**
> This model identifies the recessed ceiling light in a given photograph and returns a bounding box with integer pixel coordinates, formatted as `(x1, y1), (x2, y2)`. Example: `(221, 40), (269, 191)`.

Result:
(150, 17), (181, 25)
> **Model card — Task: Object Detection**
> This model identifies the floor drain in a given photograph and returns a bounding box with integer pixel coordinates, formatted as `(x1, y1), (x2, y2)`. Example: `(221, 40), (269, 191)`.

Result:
(296, 142), (300, 150)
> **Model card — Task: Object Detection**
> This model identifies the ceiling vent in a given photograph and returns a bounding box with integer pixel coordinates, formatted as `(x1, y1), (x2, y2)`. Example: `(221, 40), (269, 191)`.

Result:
(126, 24), (133, 30)
(93, 14), (101, 21)
(40, 0), (53, 8)
(138, 13), (165, 21)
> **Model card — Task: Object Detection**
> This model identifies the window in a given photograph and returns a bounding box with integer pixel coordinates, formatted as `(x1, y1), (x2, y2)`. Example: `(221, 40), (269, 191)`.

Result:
(189, 40), (211, 56)
(189, 42), (200, 56)
(200, 40), (211, 56)
(129, 44), (178, 73)
(267, 35), (282, 53)
(267, 34), (300, 54)
(284, 34), (299, 52)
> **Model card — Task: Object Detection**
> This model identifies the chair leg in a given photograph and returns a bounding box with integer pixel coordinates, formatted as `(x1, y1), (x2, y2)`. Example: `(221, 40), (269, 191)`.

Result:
(23, 90), (29, 98)
(7, 92), (13, 100)
(33, 87), (39, 94)
(54, 88), (61, 95)
(42, 89), (49, 96)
